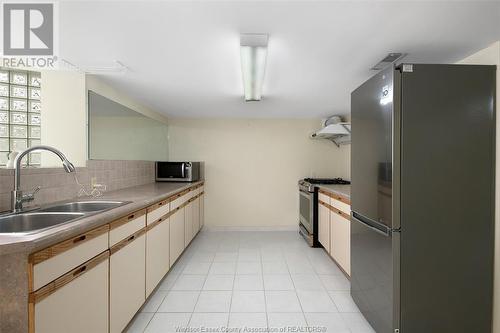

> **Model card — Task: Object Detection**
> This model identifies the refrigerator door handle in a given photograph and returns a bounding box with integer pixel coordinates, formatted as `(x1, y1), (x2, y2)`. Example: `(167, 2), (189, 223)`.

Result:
(351, 211), (392, 237)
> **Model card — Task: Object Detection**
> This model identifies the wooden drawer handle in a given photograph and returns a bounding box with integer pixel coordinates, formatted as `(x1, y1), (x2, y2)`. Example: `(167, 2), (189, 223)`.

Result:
(73, 265), (87, 277)
(73, 235), (86, 244)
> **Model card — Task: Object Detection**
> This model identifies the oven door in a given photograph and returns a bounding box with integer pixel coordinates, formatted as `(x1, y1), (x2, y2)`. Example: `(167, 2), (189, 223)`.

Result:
(299, 189), (314, 234)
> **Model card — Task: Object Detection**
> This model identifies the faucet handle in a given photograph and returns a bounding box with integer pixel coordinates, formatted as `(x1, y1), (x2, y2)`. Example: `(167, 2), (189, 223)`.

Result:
(31, 186), (41, 195)
(24, 186), (41, 202)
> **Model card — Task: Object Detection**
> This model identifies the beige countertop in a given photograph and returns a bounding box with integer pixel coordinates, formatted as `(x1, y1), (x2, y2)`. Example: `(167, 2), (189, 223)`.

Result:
(317, 184), (351, 200)
(0, 181), (203, 255)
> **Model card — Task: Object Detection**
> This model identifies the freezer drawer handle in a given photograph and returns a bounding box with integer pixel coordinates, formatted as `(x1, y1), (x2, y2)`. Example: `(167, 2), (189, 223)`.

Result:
(352, 211), (391, 237)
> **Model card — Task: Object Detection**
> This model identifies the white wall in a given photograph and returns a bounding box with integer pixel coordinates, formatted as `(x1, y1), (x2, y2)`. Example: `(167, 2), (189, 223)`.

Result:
(457, 41), (500, 333)
(168, 118), (350, 229)
(40, 70), (87, 167)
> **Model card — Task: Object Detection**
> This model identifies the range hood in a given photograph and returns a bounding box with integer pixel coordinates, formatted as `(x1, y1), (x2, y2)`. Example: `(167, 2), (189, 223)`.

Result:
(310, 116), (351, 147)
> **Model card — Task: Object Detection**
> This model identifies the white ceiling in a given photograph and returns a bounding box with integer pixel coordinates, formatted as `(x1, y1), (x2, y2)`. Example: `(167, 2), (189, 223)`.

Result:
(60, 1), (500, 118)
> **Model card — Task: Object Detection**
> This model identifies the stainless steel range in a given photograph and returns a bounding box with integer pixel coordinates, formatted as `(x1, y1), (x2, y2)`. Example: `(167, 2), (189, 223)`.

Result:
(298, 178), (350, 247)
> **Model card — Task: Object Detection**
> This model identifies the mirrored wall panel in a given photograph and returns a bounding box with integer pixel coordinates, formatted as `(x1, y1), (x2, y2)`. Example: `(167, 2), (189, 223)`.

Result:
(88, 91), (169, 161)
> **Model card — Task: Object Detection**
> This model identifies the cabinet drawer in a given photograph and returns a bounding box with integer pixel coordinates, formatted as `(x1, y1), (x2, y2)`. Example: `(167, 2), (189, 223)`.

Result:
(330, 197), (350, 216)
(110, 230), (146, 333)
(147, 199), (170, 225)
(30, 225), (109, 291)
(170, 189), (189, 209)
(109, 209), (146, 246)
(192, 187), (200, 197)
(318, 192), (330, 205)
(30, 251), (109, 333)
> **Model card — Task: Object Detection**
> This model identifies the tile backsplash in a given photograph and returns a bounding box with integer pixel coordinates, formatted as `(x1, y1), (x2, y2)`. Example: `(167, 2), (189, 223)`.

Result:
(0, 160), (155, 213)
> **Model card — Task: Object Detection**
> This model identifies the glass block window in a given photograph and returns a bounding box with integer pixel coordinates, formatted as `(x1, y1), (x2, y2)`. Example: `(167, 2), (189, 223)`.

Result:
(0, 68), (41, 167)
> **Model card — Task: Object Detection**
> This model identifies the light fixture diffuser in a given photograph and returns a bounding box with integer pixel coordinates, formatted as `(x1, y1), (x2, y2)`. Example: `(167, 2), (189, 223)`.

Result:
(240, 34), (268, 101)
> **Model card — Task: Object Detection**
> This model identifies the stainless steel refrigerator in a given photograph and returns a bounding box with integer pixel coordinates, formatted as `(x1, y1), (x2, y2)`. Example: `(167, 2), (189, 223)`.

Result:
(350, 64), (496, 333)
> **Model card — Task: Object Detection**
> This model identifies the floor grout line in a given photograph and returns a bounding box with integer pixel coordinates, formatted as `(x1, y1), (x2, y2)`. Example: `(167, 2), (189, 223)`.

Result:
(284, 250), (308, 329)
(258, 248), (270, 331)
(187, 250), (213, 327)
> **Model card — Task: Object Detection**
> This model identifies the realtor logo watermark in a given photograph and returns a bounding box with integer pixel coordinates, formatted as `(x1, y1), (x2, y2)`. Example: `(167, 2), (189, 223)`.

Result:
(1, 1), (58, 68)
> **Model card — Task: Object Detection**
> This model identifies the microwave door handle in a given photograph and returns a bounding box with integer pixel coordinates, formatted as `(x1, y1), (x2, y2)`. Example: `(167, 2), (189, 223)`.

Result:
(181, 163), (186, 178)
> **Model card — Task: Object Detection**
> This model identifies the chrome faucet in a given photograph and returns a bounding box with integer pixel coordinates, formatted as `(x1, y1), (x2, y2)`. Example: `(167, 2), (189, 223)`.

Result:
(11, 145), (75, 213)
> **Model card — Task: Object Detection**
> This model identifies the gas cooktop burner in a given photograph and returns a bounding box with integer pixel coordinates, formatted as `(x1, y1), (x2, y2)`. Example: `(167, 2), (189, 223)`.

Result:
(303, 178), (351, 185)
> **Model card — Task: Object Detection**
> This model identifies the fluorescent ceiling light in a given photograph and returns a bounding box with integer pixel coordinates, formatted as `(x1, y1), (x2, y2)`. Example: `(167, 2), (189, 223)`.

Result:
(240, 34), (268, 102)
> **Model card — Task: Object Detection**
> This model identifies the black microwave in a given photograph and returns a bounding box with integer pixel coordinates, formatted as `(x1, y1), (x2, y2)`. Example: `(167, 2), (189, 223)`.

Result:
(155, 162), (201, 182)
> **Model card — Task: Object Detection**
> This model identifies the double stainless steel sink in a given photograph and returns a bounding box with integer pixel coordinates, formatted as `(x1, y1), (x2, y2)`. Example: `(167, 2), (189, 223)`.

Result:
(0, 200), (130, 235)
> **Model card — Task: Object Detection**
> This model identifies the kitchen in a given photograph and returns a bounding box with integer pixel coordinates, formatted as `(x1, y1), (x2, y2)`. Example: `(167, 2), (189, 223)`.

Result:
(0, 1), (499, 333)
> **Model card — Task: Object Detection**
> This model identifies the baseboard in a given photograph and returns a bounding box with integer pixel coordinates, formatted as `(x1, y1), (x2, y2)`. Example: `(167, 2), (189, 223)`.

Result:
(202, 225), (299, 232)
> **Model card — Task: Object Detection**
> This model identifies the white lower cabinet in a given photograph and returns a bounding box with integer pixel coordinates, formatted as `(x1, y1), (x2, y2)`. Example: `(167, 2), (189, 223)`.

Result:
(146, 219), (170, 297)
(29, 183), (205, 333)
(318, 190), (351, 277)
(170, 207), (185, 266)
(318, 202), (330, 252)
(109, 232), (146, 333)
(330, 212), (350, 275)
(192, 197), (200, 237)
(200, 193), (205, 228)
(32, 253), (109, 333)
(184, 202), (193, 245)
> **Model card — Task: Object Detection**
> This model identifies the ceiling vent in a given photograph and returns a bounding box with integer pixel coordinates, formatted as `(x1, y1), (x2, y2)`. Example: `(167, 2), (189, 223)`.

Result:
(311, 115), (351, 147)
(60, 59), (130, 74)
(371, 53), (407, 70)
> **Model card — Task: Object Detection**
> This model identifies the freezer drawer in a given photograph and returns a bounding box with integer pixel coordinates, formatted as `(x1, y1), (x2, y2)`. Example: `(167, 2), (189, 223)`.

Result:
(350, 213), (394, 333)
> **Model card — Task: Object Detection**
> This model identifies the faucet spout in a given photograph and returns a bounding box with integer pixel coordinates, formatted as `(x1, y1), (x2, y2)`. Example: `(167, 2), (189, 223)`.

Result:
(11, 145), (75, 212)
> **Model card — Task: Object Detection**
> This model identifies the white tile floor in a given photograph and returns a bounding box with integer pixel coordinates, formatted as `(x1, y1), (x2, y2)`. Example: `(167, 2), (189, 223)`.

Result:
(126, 230), (375, 333)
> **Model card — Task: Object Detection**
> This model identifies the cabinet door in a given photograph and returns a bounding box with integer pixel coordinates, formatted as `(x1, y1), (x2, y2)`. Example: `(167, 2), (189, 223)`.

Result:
(200, 194), (205, 228)
(146, 219), (170, 297)
(192, 197), (200, 237)
(110, 232), (146, 333)
(330, 212), (351, 275)
(170, 207), (185, 266)
(318, 202), (330, 252)
(32, 253), (109, 333)
(184, 202), (193, 245)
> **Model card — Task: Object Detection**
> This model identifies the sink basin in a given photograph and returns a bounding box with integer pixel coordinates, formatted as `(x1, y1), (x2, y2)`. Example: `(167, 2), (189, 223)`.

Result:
(0, 212), (85, 234)
(40, 201), (127, 213)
